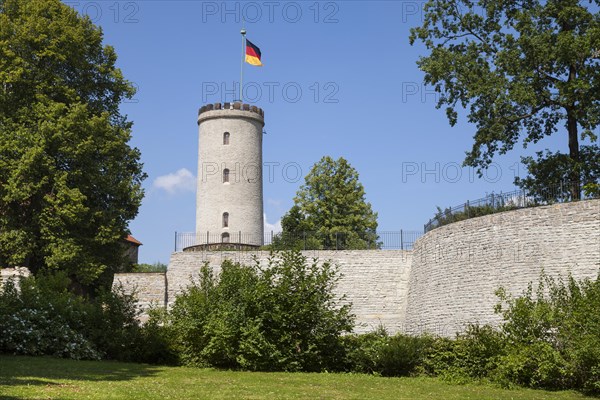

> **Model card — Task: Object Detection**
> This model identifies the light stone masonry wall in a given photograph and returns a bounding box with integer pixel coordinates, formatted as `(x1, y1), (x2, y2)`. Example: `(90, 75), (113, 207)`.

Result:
(112, 273), (167, 321)
(404, 199), (600, 336)
(0, 267), (31, 289)
(112, 200), (599, 336)
(165, 250), (413, 334)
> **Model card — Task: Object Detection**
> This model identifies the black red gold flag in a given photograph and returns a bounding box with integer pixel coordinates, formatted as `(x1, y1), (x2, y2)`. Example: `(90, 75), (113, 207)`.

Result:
(245, 39), (262, 66)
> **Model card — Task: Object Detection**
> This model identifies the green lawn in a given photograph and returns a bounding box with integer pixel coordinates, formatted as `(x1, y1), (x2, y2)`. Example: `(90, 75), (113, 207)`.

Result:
(0, 356), (594, 400)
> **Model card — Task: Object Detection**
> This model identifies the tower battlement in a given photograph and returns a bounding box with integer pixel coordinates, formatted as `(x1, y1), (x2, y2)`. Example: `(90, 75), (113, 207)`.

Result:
(198, 102), (264, 120)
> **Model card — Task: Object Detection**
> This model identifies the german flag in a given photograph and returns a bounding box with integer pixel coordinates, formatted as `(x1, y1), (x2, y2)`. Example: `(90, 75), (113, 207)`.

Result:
(245, 39), (262, 66)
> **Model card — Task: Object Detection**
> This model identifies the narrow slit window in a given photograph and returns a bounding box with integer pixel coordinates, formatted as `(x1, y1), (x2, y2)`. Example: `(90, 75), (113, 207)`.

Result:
(222, 212), (229, 228)
(223, 132), (230, 145)
(223, 168), (229, 183)
(221, 232), (230, 243)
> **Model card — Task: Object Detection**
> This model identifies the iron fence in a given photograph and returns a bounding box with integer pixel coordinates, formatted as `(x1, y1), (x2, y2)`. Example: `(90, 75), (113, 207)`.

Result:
(424, 181), (600, 233)
(174, 230), (423, 252)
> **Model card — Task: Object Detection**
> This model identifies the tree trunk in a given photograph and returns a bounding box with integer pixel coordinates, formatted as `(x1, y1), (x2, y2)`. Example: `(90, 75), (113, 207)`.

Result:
(566, 62), (580, 201)
(567, 109), (580, 200)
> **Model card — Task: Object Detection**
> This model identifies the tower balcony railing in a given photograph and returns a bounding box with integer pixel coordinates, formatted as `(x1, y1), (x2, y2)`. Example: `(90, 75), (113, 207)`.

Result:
(174, 230), (424, 252)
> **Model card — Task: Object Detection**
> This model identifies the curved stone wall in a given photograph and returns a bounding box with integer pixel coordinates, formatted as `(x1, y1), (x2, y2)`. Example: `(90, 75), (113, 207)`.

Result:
(404, 199), (600, 336)
(114, 200), (598, 335)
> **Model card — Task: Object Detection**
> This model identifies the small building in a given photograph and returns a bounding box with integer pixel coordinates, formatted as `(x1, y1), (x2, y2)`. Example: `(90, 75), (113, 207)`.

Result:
(124, 235), (142, 265)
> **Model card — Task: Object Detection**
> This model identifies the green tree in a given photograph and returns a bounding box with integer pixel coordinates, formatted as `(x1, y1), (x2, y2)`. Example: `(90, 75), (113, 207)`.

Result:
(0, 0), (145, 290)
(410, 0), (600, 199)
(277, 156), (378, 250)
(515, 144), (600, 200)
(133, 262), (168, 273)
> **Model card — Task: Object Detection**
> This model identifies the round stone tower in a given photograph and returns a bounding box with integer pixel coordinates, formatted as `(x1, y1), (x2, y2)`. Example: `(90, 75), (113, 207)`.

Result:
(195, 102), (264, 248)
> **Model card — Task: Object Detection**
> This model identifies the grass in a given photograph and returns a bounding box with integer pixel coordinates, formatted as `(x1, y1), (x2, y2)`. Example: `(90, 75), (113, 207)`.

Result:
(0, 356), (595, 400)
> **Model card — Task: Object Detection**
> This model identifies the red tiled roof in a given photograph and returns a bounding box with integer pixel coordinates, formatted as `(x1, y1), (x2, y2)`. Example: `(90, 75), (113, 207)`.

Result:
(125, 235), (142, 246)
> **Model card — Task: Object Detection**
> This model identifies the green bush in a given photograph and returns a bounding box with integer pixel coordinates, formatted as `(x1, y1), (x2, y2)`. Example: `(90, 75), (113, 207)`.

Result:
(82, 286), (146, 362)
(495, 341), (570, 389)
(424, 325), (505, 382)
(0, 280), (100, 360)
(421, 273), (600, 395)
(135, 307), (178, 365)
(163, 250), (354, 372)
(420, 336), (461, 379)
(0, 274), (100, 359)
(377, 334), (434, 377)
(432, 203), (519, 229)
(164, 251), (352, 371)
(343, 328), (435, 377)
(0, 272), (172, 364)
(495, 273), (600, 393)
(342, 327), (389, 374)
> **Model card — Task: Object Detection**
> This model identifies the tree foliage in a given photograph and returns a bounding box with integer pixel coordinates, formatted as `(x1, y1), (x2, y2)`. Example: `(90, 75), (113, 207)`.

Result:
(410, 0), (600, 197)
(274, 156), (378, 250)
(133, 262), (168, 273)
(0, 0), (145, 288)
(164, 251), (354, 371)
(515, 144), (600, 199)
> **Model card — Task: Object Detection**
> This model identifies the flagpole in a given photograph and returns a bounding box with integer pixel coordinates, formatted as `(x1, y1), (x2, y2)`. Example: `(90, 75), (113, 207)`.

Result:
(240, 28), (246, 103)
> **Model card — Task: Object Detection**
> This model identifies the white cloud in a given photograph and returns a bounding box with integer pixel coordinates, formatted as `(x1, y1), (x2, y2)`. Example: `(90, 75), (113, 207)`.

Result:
(267, 198), (282, 208)
(264, 214), (282, 234)
(153, 168), (196, 194)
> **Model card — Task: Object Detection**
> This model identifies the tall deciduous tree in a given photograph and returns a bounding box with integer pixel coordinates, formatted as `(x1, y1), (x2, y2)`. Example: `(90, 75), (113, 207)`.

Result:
(410, 0), (600, 198)
(278, 156), (378, 250)
(0, 0), (146, 289)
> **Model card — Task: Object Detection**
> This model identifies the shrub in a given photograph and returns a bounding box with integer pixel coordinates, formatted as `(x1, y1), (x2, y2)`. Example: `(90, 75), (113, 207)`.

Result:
(164, 250), (354, 372)
(343, 328), (435, 377)
(453, 325), (505, 379)
(0, 271), (172, 364)
(421, 273), (600, 395)
(376, 334), (434, 377)
(82, 286), (144, 361)
(421, 336), (461, 379)
(432, 203), (519, 229)
(0, 275), (100, 360)
(342, 327), (389, 374)
(495, 341), (570, 389)
(495, 273), (600, 393)
(135, 307), (178, 365)
(424, 325), (505, 382)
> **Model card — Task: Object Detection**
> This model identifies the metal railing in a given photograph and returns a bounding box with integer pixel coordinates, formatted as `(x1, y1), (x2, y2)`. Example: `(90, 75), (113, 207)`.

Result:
(424, 181), (600, 233)
(174, 230), (423, 252)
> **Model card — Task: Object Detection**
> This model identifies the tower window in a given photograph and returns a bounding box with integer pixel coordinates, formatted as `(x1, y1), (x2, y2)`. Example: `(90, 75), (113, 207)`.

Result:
(223, 169), (230, 183)
(222, 212), (229, 228)
(223, 132), (230, 145)
(221, 232), (230, 243)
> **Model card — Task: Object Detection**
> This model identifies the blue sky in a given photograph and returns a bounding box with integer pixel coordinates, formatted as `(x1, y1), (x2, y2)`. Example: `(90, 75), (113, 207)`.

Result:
(64, 1), (587, 263)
